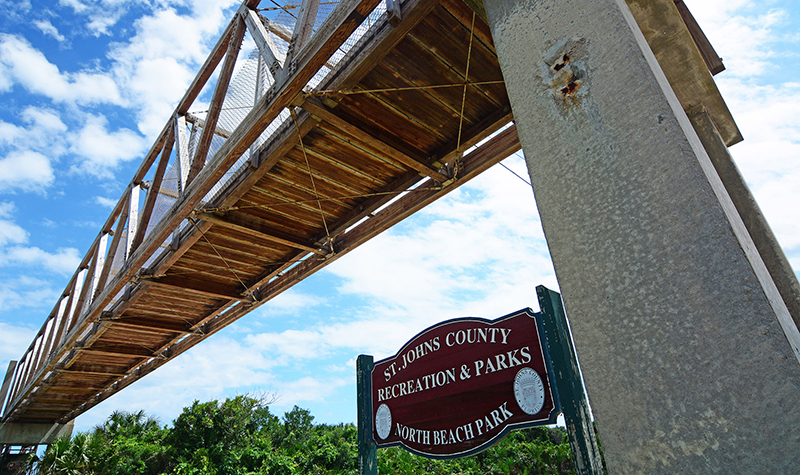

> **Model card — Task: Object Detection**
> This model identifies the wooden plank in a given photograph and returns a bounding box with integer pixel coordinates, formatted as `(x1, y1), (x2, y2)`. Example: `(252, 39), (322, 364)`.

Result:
(94, 192), (130, 301)
(176, 19), (237, 115)
(49, 298), (71, 358)
(12, 0), (386, 423)
(264, 16), (293, 42)
(99, 319), (192, 335)
(177, 249), (272, 275)
(386, 0), (401, 24)
(210, 211), (323, 247)
(131, 128), (173, 254)
(60, 369), (127, 377)
(624, 0), (741, 145)
(188, 15), (247, 185)
(141, 274), (250, 301)
(32, 315), (57, 385)
(0, 360), (17, 415)
(76, 345), (153, 359)
(673, 0), (724, 75)
(285, 0), (322, 69)
(22, 337), (43, 390)
(75, 234), (108, 318)
(185, 112), (233, 139)
(243, 6), (284, 79)
(195, 210), (327, 255)
(74, 253), (99, 327)
(439, 0), (494, 54)
(301, 97), (450, 181)
(6, 355), (29, 412)
(174, 115), (191, 195)
(122, 185), (141, 263)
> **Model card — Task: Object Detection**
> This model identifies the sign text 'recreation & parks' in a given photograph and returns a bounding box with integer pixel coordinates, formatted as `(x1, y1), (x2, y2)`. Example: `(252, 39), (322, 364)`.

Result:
(370, 309), (560, 458)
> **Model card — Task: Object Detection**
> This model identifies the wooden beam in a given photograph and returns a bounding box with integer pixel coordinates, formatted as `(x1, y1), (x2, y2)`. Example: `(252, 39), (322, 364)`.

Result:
(93, 192), (130, 302)
(60, 369), (127, 377)
(131, 128), (174, 254)
(140, 274), (250, 301)
(242, 6), (284, 79)
(98, 318), (193, 335)
(301, 97), (450, 182)
(673, 0), (724, 75)
(176, 18), (236, 115)
(624, 0), (740, 145)
(188, 15), (247, 185)
(32, 317), (57, 388)
(122, 185), (141, 265)
(73, 249), (100, 326)
(76, 346), (153, 359)
(12, 0), (384, 424)
(185, 112), (233, 139)
(261, 15), (337, 70)
(386, 0), (402, 25)
(264, 16), (293, 43)
(174, 115), (191, 195)
(285, 0), (321, 70)
(194, 210), (327, 255)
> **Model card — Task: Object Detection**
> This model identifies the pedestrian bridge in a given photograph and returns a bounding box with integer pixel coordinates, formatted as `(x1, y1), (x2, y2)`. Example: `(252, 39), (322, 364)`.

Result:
(0, 0), (733, 431)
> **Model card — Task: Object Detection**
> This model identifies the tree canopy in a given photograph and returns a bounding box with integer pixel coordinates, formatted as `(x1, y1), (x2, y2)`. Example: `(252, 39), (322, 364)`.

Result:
(22, 396), (577, 474)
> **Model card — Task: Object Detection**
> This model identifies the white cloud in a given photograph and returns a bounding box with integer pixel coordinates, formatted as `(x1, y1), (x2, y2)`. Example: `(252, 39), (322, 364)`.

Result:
(0, 150), (55, 193)
(0, 276), (64, 313)
(58, 0), (88, 14)
(33, 19), (67, 44)
(276, 375), (348, 405)
(0, 322), (36, 365)
(0, 204), (81, 273)
(0, 202), (28, 245)
(69, 114), (146, 178)
(106, 2), (238, 135)
(21, 107), (68, 134)
(0, 34), (123, 105)
(683, 0), (789, 79)
(95, 196), (118, 207)
(718, 79), (800, 256)
(1, 246), (81, 274)
(263, 288), (324, 314)
(0, 107), (68, 193)
(0, 106), (68, 153)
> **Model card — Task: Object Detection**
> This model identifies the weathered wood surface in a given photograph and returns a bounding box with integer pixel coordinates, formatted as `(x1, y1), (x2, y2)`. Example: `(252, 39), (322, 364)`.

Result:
(2, 0), (519, 424)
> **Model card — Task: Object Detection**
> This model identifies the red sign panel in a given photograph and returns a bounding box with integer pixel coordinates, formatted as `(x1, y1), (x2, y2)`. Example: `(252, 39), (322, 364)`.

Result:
(370, 309), (560, 458)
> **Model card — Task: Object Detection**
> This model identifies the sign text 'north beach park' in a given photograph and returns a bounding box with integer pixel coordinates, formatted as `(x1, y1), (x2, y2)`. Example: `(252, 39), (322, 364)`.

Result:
(369, 309), (560, 458)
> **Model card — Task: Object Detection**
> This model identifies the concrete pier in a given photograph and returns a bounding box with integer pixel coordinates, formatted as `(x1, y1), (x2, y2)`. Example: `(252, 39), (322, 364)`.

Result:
(482, 0), (800, 472)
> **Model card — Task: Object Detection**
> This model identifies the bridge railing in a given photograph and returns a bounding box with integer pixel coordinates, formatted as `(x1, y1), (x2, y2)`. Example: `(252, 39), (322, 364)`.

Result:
(2, 0), (390, 422)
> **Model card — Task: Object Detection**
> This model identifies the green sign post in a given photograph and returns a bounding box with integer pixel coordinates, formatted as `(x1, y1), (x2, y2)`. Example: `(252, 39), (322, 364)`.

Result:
(357, 285), (602, 474)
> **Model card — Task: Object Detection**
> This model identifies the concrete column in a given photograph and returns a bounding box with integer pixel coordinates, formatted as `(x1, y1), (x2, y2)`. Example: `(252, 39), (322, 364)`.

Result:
(482, 0), (800, 472)
(0, 421), (73, 445)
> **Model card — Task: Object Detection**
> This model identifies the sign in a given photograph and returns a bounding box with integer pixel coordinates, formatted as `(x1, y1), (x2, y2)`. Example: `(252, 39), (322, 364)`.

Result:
(369, 309), (560, 458)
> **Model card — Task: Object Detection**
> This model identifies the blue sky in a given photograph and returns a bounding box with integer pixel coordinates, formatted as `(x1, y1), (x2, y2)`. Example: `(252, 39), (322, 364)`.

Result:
(0, 0), (798, 432)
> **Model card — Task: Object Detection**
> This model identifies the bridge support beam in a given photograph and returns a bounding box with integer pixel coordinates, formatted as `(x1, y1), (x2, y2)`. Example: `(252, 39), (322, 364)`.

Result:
(482, 0), (800, 472)
(0, 422), (74, 446)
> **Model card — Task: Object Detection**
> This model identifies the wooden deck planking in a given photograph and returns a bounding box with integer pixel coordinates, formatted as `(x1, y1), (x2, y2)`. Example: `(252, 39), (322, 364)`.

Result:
(3, 0), (516, 423)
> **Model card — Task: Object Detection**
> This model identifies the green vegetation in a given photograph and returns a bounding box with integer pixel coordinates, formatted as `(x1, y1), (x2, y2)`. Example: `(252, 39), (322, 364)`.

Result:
(25, 395), (575, 474)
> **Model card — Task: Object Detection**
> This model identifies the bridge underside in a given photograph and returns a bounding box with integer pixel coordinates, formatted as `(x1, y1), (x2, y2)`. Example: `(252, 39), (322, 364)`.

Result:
(2, 0), (734, 427)
(4, 0), (520, 424)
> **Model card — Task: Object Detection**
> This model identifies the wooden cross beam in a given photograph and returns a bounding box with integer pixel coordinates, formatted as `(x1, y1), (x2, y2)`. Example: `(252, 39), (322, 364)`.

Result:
(301, 96), (451, 182)
(242, 5), (285, 80)
(193, 210), (328, 255)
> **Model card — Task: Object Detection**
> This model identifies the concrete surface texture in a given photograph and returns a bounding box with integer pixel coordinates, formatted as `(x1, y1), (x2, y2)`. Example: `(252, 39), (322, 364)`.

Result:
(482, 0), (800, 472)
